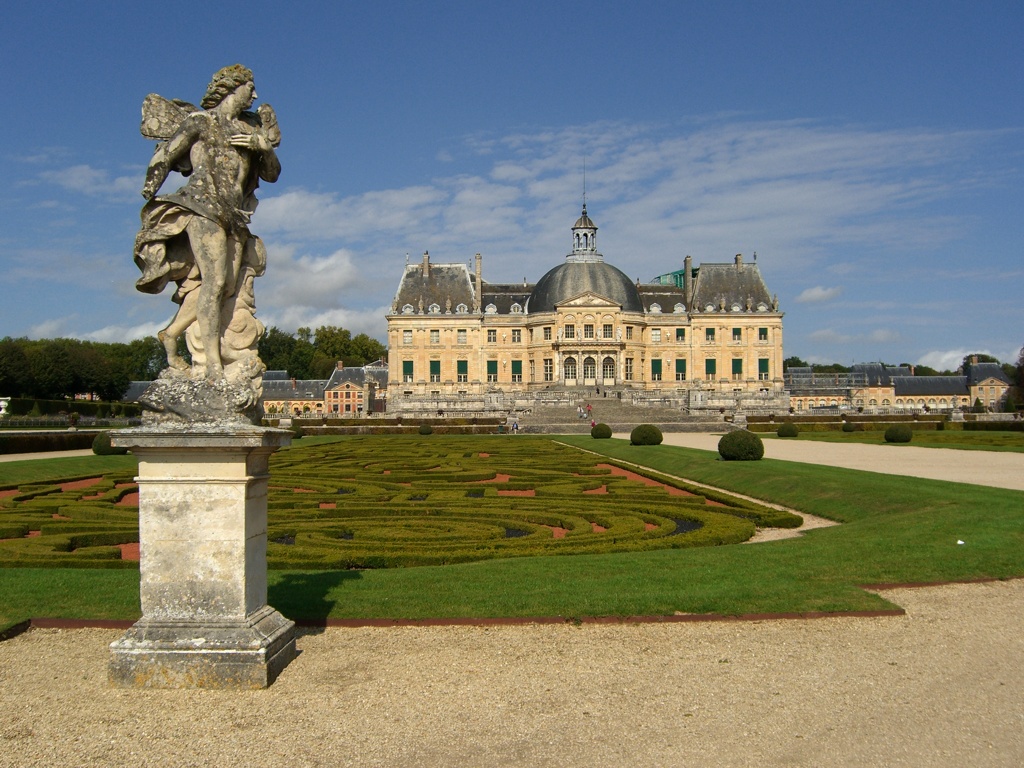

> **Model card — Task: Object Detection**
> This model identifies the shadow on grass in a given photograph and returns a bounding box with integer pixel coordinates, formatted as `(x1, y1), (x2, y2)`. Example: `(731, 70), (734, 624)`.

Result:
(269, 570), (363, 629)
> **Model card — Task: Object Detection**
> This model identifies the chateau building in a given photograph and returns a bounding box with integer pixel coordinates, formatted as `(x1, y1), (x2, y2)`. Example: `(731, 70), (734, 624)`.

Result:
(386, 206), (785, 414)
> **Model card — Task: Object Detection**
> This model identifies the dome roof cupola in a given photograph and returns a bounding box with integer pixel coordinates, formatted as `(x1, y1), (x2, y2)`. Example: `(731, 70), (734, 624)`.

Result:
(569, 204), (601, 263)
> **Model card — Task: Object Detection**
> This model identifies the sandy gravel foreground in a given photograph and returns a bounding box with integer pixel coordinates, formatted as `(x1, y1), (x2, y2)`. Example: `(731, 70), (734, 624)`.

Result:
(1, 579), (1022, 768)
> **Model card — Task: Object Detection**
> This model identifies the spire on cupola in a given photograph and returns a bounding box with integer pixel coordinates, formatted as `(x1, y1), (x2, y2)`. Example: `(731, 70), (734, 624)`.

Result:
(569, 199), (602, 263)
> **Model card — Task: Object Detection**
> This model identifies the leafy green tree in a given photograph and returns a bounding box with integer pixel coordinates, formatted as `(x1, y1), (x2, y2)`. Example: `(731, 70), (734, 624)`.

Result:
(0, 337), (32, 397)
(783, 356), (809, 370)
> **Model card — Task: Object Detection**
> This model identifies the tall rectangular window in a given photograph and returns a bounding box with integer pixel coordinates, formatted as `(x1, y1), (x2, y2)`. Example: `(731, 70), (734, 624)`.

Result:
(603, 324), (613, 338)
(487, 329), (497, 343)
(731, 358), (743, 380)
(402, 360), (414, 383)
(457, 329), (467, 344)
(486, 359), (498, 383)
(651, 329), (661, 343)
(583, 324), (595, 339)
(564, 324), (575, 339)
(430, 360), (441, 382)
(457, 359), (468, 382)
(705, 358), (717, 380)
(732, 327), (742, 342)
(705, 328), (716, 343)
(758, 358), (770, 381)
(543, 358), (553, 381)
(511, 360), (522, 383)
(625, 358), (634, 380)
(625, 326), (634, 340)
(758, 327), (768, 342)
(651, 359), (662, 381)
(675, 328), (685, 342)
(430, 329), (440, 345)
(544, 327), (552, 341)
(675, 359), (687, 381)
(512, 329), (521, 343)
(403, 330), (412, 344)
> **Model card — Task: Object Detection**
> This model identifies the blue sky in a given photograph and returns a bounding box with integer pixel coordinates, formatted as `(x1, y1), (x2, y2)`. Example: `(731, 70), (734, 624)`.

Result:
(2, 0), (1021, 370)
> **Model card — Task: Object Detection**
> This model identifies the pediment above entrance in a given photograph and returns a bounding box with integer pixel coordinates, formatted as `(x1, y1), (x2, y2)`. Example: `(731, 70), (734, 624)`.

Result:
(555, 292), (621, 310)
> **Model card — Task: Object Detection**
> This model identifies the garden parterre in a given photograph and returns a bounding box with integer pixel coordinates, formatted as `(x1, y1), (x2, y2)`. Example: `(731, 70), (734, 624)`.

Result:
(0, 435), (798, 569)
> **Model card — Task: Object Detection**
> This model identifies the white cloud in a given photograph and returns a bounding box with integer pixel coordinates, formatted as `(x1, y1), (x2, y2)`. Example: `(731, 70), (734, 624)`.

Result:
(796, 286), (843, 303)
(40, 164), (137, 200)
(917, 347), (1018, 371)
(84, 320), (167, 343)
(808, 327), (900, 345)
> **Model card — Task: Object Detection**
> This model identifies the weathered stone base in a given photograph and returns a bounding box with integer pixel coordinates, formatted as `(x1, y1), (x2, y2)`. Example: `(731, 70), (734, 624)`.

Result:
(109, 605), (295, 689)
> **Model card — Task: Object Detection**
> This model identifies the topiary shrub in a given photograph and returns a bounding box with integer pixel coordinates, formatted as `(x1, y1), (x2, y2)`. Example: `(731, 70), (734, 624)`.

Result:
(776, 422), (799, 438)
(718, 429), (765, 461)
(418, 424), (433, 435)
(841, 421), (856, 433)
(630, 424), (663, 445)
(290, 425), (304, 440)
(92, 431), (128, 456)
(591, 422), (612, 439)
(884, 425), (913, 443)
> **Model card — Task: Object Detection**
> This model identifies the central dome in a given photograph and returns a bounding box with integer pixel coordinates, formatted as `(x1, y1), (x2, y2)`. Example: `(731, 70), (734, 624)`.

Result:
(526, 261), (643, 313)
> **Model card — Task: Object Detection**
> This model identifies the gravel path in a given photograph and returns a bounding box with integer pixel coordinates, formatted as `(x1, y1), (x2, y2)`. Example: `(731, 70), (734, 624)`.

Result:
(1, 580), (1022, 767)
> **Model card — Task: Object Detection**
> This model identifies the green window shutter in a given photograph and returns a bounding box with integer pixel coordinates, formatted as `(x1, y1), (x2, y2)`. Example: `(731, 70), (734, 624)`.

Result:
(457, 360), (468, 375)
(511, 360), (522, 375)
(675, 328), (685, 341)
(651, 359), (662, 376)
(487, 360), (498, 375)
(402, 361), (413, 376)
(675, 359), (686, 374)
(705, 359), (716, 375)
(758, 358), (769, 374)
(732, 358), (743, 375)
(429, 360), (441, 375)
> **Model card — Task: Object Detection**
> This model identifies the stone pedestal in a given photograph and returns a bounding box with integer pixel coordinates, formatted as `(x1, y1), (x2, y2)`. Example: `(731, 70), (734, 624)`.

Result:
(109, 426), (295, 688)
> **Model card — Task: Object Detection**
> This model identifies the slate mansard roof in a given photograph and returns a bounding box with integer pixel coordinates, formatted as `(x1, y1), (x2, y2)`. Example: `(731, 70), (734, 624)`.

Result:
(688, 262), (775, 314)
(391, 261), (476, 315)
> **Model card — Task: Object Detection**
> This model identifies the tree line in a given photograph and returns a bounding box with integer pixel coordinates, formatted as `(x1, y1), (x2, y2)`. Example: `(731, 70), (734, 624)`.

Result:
(0, 326), (387, 401)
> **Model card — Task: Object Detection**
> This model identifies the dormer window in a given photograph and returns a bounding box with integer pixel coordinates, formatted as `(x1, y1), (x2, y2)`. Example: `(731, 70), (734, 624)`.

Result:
(455, 303), (469, 314)
(649, 303), (661, 314)
(484, 303), (498, 314)
(428, 303), (441, 314)
(673, 303), (686, 313)
(401, 304), (415, 314)
(510, 303), (523, 314)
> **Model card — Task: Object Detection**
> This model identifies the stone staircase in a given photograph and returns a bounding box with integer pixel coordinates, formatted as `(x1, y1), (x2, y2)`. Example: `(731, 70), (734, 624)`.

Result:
(515, 395), (732, 435)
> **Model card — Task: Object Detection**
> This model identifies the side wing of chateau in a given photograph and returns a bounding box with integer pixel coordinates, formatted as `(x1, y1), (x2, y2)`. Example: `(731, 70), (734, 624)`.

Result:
(386, 206), (786, 416)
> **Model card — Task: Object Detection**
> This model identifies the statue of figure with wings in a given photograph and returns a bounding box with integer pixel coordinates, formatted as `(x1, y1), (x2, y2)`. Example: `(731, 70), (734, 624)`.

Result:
(133, 64), (280, 411)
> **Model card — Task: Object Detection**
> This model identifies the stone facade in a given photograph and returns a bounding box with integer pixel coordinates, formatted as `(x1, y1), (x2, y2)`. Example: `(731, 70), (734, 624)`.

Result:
(386, 206), (786, 416)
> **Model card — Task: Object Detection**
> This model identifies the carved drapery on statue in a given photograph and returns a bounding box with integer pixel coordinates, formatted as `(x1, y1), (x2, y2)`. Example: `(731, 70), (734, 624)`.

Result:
(132, 65), (279, 424)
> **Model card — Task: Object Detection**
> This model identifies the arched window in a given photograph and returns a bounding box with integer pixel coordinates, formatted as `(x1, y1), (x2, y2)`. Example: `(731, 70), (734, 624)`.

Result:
(649, 303), (661, 314)
(510, 303), (522, 314)
(455, 303), (468, 314)
(673, 303), (686, 313)
(428, 303), (441, 314)
(602, 357), (615, 379)
(484, 303), (498, 314)
(401, 304), (415, 314)
(583, 356), (596, 379)
(563, 357), (577, 381)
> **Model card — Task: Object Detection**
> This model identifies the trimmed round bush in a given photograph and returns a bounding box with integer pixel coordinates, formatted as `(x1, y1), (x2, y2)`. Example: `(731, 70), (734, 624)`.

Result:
(418, 424), (434, 435)
(630, 424), (663, 445)
(884, 425), (913, 443)
(92, 431), (128, 456)
(591, 422), (612, 439)
(776, 422), (799, 438)
(841, 421), (856, 433)
(718, 429), (765, 461)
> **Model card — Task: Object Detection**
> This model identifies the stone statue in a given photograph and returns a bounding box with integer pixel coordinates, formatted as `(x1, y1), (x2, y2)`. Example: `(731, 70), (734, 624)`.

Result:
(133, 65), (279, 421)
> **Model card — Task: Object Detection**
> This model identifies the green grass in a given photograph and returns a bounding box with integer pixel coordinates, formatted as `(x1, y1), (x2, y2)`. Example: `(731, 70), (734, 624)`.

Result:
(1, 434), (1022, 632)
(764, 429), (1024, 452)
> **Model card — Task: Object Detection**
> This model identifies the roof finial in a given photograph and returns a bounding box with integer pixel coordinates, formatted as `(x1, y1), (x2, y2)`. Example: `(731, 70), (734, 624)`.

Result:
(582, 156), (587, 214)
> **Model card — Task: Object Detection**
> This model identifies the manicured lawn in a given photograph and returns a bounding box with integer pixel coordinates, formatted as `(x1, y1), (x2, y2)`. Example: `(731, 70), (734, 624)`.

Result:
(762, 428), (1024, 452)
(1, 435), (1022, 632)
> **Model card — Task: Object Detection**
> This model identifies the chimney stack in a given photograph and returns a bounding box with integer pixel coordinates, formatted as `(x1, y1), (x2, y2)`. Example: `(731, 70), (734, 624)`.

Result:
(683, 255), (693, 305)
(474, 253), (483, 312)
(735, 253), (743, 270)
(422, 251), (430, 278)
